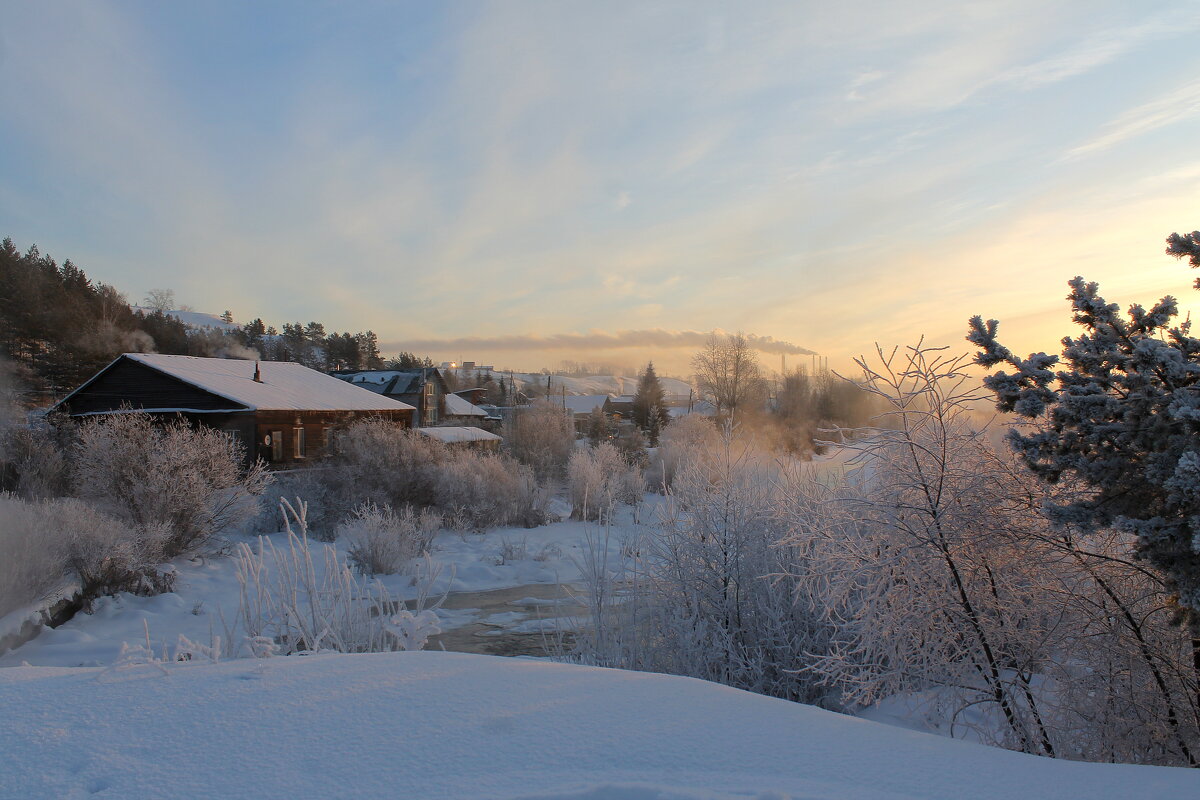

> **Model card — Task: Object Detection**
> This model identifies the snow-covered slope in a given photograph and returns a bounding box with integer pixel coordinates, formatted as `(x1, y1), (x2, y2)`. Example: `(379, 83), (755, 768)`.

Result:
(0, 651), (1192, 800)
(501, 372), (693, 398)
(132, 307), (240, 332)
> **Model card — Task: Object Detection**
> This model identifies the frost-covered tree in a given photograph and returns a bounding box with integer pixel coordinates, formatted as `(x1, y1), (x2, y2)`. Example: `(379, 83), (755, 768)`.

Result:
(632, 362), (670, 445)
(968, 230), (1200, 690)
(786, 341), (1199, 764)
(142, 288), (175, 312)
(789, 343), (1063, 756)
(576, 427), (830, 703)
(692, 332), (766, 420)
(506, 400), (575, 480)
(567, 442), (642, 522)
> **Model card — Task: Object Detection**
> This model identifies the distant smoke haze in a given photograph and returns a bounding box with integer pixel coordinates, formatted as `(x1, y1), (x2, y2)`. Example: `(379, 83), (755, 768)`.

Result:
(383, 329), (816, 357)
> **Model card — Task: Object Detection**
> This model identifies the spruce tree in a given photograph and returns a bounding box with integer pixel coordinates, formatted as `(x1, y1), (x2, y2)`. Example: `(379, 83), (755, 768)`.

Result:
(632, 361), (670, 445)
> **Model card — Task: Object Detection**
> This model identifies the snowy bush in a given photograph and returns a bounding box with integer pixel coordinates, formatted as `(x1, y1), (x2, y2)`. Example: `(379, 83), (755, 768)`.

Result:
(341, 502), (439, 576)
(647, 414), (718, 491)
(0, 494), (171, 617)
(567, 443), (642, 522)
(73, 413), (269, 557)
(432, 451), (547, 531)
(0, 424), (72, 500)
(0, 493), (70, 617)
(324, 419), (444, 511)
(254, 467), (337, 540)
(324, 418), (546, 531)
(572, 431), (831, 705)
(505, 400), (575, 480)
(614, 424), (649, 467)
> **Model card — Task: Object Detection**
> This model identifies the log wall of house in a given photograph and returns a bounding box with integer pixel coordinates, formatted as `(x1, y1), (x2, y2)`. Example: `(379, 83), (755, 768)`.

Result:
(251, 409), (412, 467)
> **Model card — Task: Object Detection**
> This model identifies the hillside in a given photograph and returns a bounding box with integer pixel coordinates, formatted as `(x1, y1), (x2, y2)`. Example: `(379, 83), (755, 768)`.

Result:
(131, 307), (240, 333)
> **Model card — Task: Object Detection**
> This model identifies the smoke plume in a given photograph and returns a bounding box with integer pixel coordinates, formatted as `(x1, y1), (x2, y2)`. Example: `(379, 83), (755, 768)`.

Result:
(383, 329), (815, 356)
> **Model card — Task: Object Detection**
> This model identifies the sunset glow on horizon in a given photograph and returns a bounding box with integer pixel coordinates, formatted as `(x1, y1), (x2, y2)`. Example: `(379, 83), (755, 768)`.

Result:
(3, 1), (1199, 375)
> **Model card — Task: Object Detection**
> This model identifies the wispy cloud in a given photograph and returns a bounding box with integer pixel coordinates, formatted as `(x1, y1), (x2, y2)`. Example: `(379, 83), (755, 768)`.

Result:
(994, 12), (1199, 91)
(1063, 78), (1200, 161)
(4, 2), (1200, 375)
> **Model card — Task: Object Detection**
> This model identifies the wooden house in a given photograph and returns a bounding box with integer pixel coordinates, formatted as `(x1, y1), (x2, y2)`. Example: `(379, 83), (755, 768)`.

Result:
(607, 394), (636, 419)
(453, 387), (488, 406)
(334, 369), (450, 427)
(51, 353), (414, 467)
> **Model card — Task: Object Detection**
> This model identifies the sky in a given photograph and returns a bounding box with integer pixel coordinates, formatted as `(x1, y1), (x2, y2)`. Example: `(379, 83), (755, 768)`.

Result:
(3, 1), (1200, 376)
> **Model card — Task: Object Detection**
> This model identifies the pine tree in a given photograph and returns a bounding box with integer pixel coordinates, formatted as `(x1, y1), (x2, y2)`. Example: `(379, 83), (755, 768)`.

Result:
(968, 228), (1200, 698)
(357, 331), (383, 369)
(632, 361), (670, 445)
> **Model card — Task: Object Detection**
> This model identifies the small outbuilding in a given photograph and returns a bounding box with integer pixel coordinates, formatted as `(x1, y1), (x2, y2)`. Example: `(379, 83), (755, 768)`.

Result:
(417, 426), (502, 452)
(51, 353), (415, 467)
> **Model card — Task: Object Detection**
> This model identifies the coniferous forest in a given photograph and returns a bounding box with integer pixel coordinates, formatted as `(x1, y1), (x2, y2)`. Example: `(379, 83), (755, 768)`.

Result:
(0, 238), (387, 402)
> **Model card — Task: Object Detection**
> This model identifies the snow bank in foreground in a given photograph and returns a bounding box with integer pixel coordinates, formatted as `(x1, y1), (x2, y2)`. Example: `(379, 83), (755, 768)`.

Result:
(0, 652), (1192, 800)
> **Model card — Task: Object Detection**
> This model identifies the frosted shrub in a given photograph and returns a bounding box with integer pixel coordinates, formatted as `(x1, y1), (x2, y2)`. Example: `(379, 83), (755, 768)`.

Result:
(255, 468), (336, 540)
(506, 400), (575, 480)
(613, 424), (648, 468)
(73, 413), (269, 557)
(0, 493), (69, 617)
(573, 431), (831, 704)
(341, 502), (439, 576)
(648, 414), (718, 491)
(0, 494), (171, 616)
(324, 420), (444, 511)
(325, 418), (547, 531)
(434, 451), (547, 530)
(568, 443), (642, 522)
(0, 424), (72, 500)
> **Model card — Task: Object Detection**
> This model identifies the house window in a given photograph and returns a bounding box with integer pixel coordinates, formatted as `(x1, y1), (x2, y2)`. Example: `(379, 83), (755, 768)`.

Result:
(293, 426), (306, 459)
(424, 382), (437, 425)
(270, 430), (283, 461)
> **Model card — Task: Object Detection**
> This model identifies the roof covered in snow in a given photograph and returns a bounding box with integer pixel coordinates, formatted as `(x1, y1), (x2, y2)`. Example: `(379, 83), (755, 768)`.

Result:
(669, 400), (717, 418)
(417, 426), (501, 444)
(444, 393), (486, 417)
(65, 354), (415, 413)
(560, 394), (612, 415)
(335, 369), (445, 397)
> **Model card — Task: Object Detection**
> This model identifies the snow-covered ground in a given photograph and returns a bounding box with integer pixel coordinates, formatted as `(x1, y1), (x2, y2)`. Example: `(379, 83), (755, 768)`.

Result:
(4, 496), (1196, 797)
(2, 650), (1194, 800)
(0, 504), (648, 669)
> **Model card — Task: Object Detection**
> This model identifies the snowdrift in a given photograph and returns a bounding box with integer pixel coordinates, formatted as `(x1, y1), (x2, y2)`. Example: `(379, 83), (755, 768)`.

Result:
(0, 651), (1192, 799)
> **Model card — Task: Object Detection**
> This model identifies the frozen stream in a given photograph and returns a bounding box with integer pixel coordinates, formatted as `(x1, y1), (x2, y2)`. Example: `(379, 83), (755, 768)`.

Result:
(425, 583), (588, 657)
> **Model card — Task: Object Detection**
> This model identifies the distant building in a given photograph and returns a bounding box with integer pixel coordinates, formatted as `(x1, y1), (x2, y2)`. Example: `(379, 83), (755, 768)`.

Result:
(334, 368), (449, 427)
(417, 426), (501, 452)
(607, 395), (636, 419)
(51, 354), (414, 467)
(560, 394), (614, 418)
